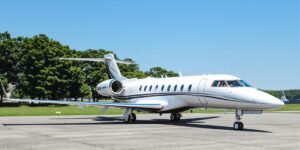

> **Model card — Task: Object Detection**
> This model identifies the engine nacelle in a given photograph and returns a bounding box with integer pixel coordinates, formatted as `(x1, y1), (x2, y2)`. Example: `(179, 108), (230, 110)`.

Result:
(96, 79), (125, 97)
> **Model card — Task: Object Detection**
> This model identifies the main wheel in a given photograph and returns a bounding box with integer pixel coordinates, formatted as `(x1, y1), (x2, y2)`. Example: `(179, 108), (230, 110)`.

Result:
(170, 113), (177, 122)
(233, 122), (244, 130)
(175, 113), (181, 122)
(130, 113), (136, 123)
(170, 113), (181, 122)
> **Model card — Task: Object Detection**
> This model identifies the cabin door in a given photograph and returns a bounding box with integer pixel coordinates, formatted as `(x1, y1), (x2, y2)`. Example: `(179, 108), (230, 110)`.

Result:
(197, 79), (208, 105)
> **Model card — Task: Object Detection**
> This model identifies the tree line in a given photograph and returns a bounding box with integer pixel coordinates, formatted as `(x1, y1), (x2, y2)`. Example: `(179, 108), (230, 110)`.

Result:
(0, 32), (178, 102)
(264, 90), (300, 102)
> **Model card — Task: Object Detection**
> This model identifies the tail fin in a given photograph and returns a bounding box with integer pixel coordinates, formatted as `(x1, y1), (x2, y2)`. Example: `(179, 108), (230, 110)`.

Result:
(59, 53), (131, 80)
(103, 54), (126, 80)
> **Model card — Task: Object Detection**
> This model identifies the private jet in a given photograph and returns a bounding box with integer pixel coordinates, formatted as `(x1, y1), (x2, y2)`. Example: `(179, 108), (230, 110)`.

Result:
(8, 54), (284, 130)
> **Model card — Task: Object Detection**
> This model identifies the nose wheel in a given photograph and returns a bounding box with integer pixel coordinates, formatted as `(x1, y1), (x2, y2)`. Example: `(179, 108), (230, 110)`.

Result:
(233, 121), (244, 130)
(233, 109), (244, 130)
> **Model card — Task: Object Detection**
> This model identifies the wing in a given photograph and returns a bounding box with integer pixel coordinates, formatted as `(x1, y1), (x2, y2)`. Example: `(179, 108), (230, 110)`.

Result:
(9, 99), (162, 110)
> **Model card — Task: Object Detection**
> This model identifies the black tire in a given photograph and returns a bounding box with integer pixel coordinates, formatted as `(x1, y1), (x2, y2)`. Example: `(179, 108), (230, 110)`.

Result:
(170, 113), (176, 122)
(170, 113), (181, 122)
(239, 122), (244, 130)
(175, 113), (181, 122)
(233, 122), (240, 130)
(233, 122), (244, 130)
(131, 113), (136, 123)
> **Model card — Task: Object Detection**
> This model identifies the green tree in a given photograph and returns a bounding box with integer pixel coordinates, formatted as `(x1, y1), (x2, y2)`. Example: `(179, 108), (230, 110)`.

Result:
(0, 32), (182, 101)
(145, 67), (179, 78)
(0, 76), (8, 103)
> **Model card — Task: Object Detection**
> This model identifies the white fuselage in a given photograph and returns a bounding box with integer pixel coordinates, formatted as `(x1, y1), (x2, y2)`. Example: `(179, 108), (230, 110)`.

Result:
(97, 74), (284, 113)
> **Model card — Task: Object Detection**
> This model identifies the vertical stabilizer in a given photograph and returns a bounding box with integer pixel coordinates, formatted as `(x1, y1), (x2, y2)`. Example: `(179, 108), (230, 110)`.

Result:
(59, 53), (131, 81)
(104, 54), (126, 80)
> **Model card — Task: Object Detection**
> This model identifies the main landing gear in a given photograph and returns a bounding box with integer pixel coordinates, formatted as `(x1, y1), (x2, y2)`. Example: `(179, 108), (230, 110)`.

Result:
(123, 108), (136, 123)
(233, 109), (244, 130)
(170, 113), (181, 122)
(124, 113), (136, 123)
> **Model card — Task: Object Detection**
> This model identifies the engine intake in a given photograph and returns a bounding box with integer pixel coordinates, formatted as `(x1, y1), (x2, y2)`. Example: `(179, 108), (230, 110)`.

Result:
(110, 80), (123, 95)
(96, 79), (125, 97)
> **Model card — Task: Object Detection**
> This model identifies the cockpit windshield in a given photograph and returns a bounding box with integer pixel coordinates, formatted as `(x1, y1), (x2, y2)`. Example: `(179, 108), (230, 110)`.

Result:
(211, 80), (251, 87)
(239, 80), (251, 87)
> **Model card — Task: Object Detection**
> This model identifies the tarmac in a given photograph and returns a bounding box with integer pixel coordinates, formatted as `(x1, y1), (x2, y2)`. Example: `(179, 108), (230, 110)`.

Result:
(0, 112), (299, 150)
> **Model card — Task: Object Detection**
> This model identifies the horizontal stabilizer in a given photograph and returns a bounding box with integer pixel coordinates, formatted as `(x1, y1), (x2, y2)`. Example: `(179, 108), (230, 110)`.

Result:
(59, 58), (132, 65)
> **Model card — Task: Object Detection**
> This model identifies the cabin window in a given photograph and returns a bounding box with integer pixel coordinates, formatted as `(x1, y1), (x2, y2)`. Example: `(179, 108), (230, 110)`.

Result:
(161, 85), (165, 91)
(180, 85), (184, 91)
(155, 85), (159, 91)
(144, 85), (147, 91)
(174, 85), (177, 91)
(139, 85), (142, 91)
(188, 84), (192, 92)
(167, 85), (171, 92)
(149, 85), (153, 91)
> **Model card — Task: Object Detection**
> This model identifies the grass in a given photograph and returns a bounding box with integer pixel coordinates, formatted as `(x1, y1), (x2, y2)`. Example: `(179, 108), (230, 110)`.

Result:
(0, 103), (299, 116)
(0, 103), (124, 116)
(268, 103), (300, 112)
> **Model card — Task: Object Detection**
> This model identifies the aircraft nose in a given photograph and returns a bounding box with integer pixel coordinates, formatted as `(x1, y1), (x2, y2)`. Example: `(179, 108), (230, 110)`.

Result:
(255, 90), (285, 109)
(268, 97), (284, 109)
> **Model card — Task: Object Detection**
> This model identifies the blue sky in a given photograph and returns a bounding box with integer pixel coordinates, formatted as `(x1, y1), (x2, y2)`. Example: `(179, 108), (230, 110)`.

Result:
(1, 0), (299, 90)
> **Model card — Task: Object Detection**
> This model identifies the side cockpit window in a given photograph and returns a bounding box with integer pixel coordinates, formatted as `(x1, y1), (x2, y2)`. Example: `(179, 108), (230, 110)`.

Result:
(227, 80), (243, 87)
(212, 81), (219, 87)
(219, 81), (228, 87)
(212, 80), (228, 87)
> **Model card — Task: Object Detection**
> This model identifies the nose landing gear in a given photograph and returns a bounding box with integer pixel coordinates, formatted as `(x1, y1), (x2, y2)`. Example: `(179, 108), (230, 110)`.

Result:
(233, 109), (244, 130)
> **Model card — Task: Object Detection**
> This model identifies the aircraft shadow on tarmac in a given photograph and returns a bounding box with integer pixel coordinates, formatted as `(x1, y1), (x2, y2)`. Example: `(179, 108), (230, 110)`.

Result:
(2, 116), (271, 133)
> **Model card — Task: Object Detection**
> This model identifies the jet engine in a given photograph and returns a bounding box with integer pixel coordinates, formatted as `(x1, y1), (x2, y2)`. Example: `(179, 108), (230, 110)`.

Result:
(96, 79), (125, 97)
